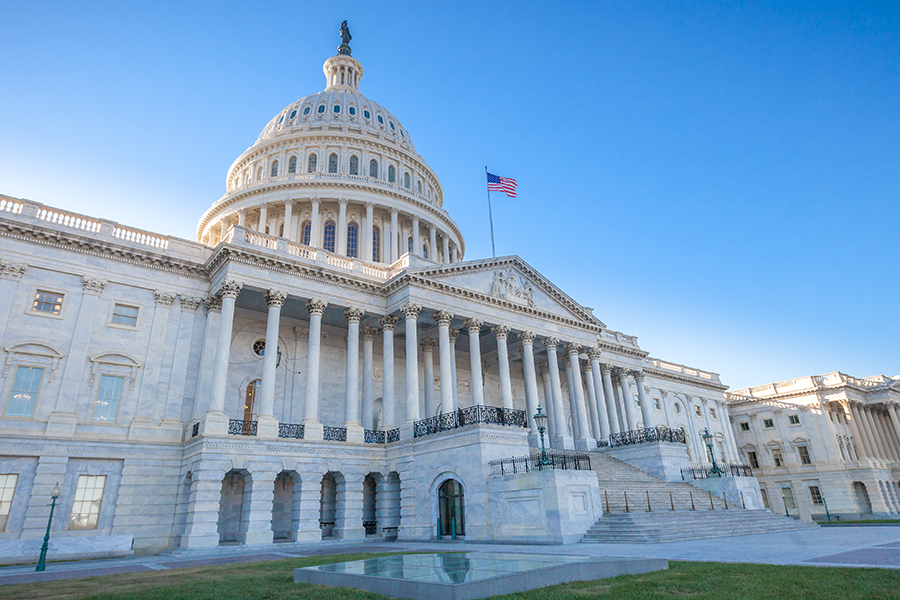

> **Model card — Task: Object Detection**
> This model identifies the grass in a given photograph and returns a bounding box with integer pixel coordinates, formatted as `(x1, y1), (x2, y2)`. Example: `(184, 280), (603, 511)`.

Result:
(1, 553), (899, 600)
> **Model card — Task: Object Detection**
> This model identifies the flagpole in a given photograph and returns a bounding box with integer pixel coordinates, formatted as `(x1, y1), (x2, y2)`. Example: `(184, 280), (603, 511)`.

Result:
(485, 166), (496, 258)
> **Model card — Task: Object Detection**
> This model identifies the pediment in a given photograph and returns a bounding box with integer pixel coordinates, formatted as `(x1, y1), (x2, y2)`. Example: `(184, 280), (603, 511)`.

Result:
(409, 256), (605, 327)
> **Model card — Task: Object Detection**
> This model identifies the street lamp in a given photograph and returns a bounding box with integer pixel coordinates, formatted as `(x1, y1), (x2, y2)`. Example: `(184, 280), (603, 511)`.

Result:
(36, 482), (61, 572)
(533, 405), (551, 468)
(700, 428), (723, 477)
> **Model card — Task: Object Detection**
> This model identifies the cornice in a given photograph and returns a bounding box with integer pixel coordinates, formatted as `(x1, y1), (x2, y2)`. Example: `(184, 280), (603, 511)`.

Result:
(642, 367), (728, 392)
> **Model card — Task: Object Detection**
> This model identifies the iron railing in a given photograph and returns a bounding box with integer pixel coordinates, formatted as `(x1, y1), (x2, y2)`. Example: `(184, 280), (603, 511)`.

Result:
(387, 429), (400, 443)
(681, 464), (753, 480)
(609, 426), (686, 447)
(365, 429), (385, 444)
(596, 439), (609, 448)
(363, 521), (378, 535)
(414, 405), (527, 438)
(278, 423), (304, 439)
(488, 451), (592, 475)
(323, 426), (347, 442)
(599, 489), (748, 513)
(228, 419), (257, 436)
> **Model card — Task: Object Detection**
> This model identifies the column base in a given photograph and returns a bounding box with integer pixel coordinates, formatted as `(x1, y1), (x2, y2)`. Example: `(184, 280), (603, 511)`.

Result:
(201, 411), (229, 436)
(527, 430), (542, 449)
(575, 436), (597, 451)
(339, 526), (367, 540)
(256, 415), (279, 439)
(44, 411), (78, 438)
(303, 418), (324, 441)
(344, 422), (364, 443)
(552, 433), (575, 450)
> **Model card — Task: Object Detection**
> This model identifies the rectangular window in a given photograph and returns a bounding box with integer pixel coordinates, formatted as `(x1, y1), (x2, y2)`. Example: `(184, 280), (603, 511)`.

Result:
(111, 304), (139, 327)
(32, 290), (64, 315)
(763, 418), (774, 429)
(653, 398), (661, 410)
(798, 445), (812, 465)
(809, 486), (824, 506)
(5, 366), (44, 418)
(789, 414), (800, 425)
(740, 422), (750, 432)
(0, 474), (18, 532)
(694, 405), (702, 417)
(748, 451), (760, 469)
(782, 487), (796, 509)
(772, 448), (784, 467)
(710, 407), (717, 419)
(91, 375), (124, 423)
(760, 488), (770, 509)
(69, 474), (106, 530)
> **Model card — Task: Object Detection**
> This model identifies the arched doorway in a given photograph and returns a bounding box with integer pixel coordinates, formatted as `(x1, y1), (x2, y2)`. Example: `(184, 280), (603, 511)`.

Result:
(853, 481), (873, 514)
(438, 479), (465, 538)
(320, 473), (338, 538)
(273, 471), (301, 542)
(363, 474), (378, 536)
(218, 470), (249, 544)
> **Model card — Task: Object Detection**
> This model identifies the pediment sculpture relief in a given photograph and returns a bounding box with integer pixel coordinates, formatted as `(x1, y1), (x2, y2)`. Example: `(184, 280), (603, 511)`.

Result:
(490, 269), (535, 307)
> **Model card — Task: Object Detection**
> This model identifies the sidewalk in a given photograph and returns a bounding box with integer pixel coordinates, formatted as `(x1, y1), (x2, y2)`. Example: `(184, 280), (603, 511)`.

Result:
(2, 526), (899, 586)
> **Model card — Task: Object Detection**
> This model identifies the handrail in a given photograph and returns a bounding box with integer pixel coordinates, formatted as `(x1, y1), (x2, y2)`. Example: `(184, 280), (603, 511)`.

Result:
(681, 464), (752, 479)
(414, 405), (527, 438)
(489, 452), (591, 475)
(609, 426), (686, 447)
(598, 489), (747, 513)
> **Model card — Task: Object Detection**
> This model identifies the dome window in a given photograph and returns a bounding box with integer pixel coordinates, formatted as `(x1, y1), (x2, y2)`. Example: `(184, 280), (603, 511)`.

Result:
(417, 180), (422, 193)
(389, 121), (395, 131)
(328, 153), (338, 174)
(349, 106), (356, 116)
(388, 165), (396, 183)
(349, 155), (359, 175)
(377, 115), (384, 124)
(270, 160), (279, 177)
(317, 105), (326, 114)
(256, 166), (263, 181)
(333, 104), (341, 113)
(307, 153), (318, 173)
(404, 172), (410, 189)
(323, 220), (336, 253)
(369, 159), (378, 178)
(278, 116), (284, 124)
(288, 156), (297, 174)
(372, 226), (381, 262)
(303, 107), (311, 115)
(400, 130), (405, 138)
(364, 110), (371, 119)
(300, 220), (312, 246)
(290, 110), (297, 119)
(347, 222), (359, 258)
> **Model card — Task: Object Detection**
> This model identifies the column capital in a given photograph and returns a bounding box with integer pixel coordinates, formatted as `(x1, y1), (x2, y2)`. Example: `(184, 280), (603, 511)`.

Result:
(344, 307), (365, 323)
(204, 294), (222, 313)
(0, 261), (26, 281)
(218, 279), (243, 299)
(283, 198), (295, 207)
(180, 297), (202, 312)
(82, 276), (107, 296)
(565, 342), (582, 356)
(433, 310), (454, 326)
(588, 346), (602, 360)
(448, 329), (460, 344)
(338, 197), (349, 206)
(311, 196), (321, 206)
(491, 324), (510, 340)
(379, 315), (399, 331)
(519, 330), (537, 345)
(265, 289), (288, 308)
(543, 337), (560, 352)
(390, 207), (399, 216)
(539, 362), (550, 374)
(400, 303), (421, 320)
(600, 363), (613, 375)
(464, 318), (483, 333)
(633, 370), (646, 382)
(306, 298), (328, 316)
(154, 291), (177, 307)
(420, 338), (436, 352)
(237, 208), (248, 217)
(613, 367), (629, 379)
(365, 201), (375, 210)
(360, 326), (378, 341)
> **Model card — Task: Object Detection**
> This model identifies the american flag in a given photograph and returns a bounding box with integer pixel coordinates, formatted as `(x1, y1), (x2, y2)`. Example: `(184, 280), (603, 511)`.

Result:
(486, 172), (518, 198)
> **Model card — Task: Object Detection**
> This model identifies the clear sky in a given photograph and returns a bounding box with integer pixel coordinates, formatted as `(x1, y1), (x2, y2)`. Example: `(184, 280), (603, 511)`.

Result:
(1, 1), (897, 390)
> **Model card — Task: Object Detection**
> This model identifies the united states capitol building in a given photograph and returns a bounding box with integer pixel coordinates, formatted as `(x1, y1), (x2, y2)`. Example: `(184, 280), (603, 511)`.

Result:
(0, 28), (804, 560)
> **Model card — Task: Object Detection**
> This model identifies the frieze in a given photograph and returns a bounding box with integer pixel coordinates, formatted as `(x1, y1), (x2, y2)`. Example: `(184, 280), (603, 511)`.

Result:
(490, 268), (535, 307)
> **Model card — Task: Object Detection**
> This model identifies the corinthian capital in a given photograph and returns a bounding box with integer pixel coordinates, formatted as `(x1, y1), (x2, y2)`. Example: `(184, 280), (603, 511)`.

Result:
(344, 307), (365, 323)
(82, 276), (107, 296)
(204, 294), (222, 313)
(218, 279), (242, 299)
(543, 337), (560, 352)
(306, 298), (328, 316)
(155, 291), (177, 307)
(360, 326), (378, 341)
(565, 342), (582, 356)
(588, 346), (602, 361)
(448, 329), (460, 344)
(400, 303), (421, 320)
(519, 330), (536, 345)
(432, 310), (454, 327)
(265, 289), (288, 307)
(0, 261), (26, 281)
(464, 318), (483, 333)
(180, 297), (202, 312)
(633, 370), (645, 382)
(379, 315), (398, 331)
(491, 324), (510, 340)
(420, 338), (436, 352)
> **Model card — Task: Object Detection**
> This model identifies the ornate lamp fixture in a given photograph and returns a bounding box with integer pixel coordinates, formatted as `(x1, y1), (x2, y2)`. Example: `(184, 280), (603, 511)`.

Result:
(533, 405), (551, 468)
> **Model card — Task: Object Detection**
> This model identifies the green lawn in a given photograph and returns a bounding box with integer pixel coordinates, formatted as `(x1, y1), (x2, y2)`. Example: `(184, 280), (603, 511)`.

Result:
(2, 553), (899, 600)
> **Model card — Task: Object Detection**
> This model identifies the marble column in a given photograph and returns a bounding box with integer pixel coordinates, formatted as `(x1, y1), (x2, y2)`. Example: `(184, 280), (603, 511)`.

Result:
(888, 404), (900, 455)
(618, 370), (638, 431)
(390, 209), (399, 262)
(257, 204), (268, 233)
(860, 405), (885, 460)
(302, 298), (327, 441)
(434, 311), (455, 413)
(600, 363), (619, 436)
(520, 331), (541, 446)
(634, 371), (653, 429)
(847, 403), (872, 459)
(465, 318), (485, 406)
(402, 304), (421, 430)
(544, 338), (573, 449)
(0, 261), (26, 345)
(492, 325), (513, 410)
(337, 198), (348, 255)
(874, 408), (900, 461)
(429, 226), (437, 261)
(718, 401), (739, 463)
(237, 209), (246, 227)
(566, 343), (594, 450)
(412, 216), (421, 257)
(364, 202), (374, 261)
(361, 327), (377, 430)
(163, 297), (202, 425)
(218, 218), (227, 243)
(449, 329), (460, 409)
(564, 361), (579, 439)
(442, 234), (450, 264)
(583, 361), (602, 442)
(343, 308), (365, 443)
(202, 279), (242, 436)
(283, 199), (294, 240)
(192, 296), (221, 423)
(588, 349), (611, 442)
(257, 290), (287, 439)
(310, 198), (321, 247)
(379, 315), (398, 430)
(135, 291), (177, 422)
(421, 339), (436, 418)
(452, 246), (458, 263)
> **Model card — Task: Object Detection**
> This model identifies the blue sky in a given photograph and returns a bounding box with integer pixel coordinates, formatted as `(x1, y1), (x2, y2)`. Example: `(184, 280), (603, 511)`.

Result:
(1, 1), (897, 390)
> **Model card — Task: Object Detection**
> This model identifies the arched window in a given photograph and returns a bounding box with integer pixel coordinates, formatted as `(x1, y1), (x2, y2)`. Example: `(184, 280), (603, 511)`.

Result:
(408, 236), (413, 254)
(349, 155), (359, 175)
(328, 153), (338, 174)
(270, 160), (279, 177)
(404, 172), (410, 189)
(438, 479), (465, 537)
(300, 220), (311, 246)
(417, 180), (422, 193)
(423, 244), (428, 259)
(244, 380), (261, 423)
(388, 165), (396, 183)
(256, 166), (263, 181)
(347, 222), (359, 258)
(369, 159), (378, 178)
(323, 220), (336, 253)
(288, 156), (297, 174)
(372, 226), (381, 262)
(307, 153), (318, 173)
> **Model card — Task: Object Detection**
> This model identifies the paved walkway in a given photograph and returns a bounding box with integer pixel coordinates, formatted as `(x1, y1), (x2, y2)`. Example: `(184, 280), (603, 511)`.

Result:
(2, 526), (899, 586)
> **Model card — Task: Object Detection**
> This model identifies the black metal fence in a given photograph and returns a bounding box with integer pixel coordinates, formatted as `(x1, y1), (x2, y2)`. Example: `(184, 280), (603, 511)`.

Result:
(596, 439), (609, 448)
(488, 451), (592, 475)
(609, 426), (686, 447)
(278, 423), (304, 439)
(414, 405), (527, 438)
(681, 464), (753, 480)
(323, 426), (347, 442)
(364, 429), (401, 444)
(228, 419), (257, 436)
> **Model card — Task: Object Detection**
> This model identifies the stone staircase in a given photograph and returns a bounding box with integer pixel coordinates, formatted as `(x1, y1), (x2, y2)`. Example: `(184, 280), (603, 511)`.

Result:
(581, 451), (815, 543)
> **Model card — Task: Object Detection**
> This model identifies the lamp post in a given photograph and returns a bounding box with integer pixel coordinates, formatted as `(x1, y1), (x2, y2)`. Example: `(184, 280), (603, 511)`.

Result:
(700, 428), (722, 477)
(533, 405), (551, 468)
(36, 482), (61, 572)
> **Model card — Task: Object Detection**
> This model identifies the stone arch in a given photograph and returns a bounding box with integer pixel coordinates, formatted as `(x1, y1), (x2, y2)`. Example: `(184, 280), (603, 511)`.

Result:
(853, 481), (873, 514)
(273, 470), (302, 541)
(363, 472), (381, 536)
(218, 469), (252, 544)
(430, 471), (465, 539)
(319, 471), (341, 539)
(172, 470), (192, 548)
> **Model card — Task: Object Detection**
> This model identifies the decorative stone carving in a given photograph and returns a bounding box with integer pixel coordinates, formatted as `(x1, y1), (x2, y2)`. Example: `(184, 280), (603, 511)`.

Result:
(565, 342), (582, 356)
(151, 291), (175, 308)
(360, 326), (377, 341)
(344, 307), (364, 323)
(633, 370), (646, 382)
(432, 310), (453, 326)
(218, 279), (243, 299)
(543, 337), (560, 352)
(489, 268), (536, 307)
(379, 315), (398, 331)
(539, 363), (550, 375)
(491, 324), (510, 340)
(519, 330), (536, 345)
(265, 289), (288, 307)
(0, 261), (26, 280)
(464, 318), (482, 333)
(306, 298), (328, 316)
(401, 303), (421, 320)
(448, 329), (460, 343)
(588, 346), (602, 360)
(420, 338), (436, 352)
(180, 297), (202, 312)
(204, 294), (222, 313)
(82, 277), (107, 295)
(600, 363), (613, 375)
